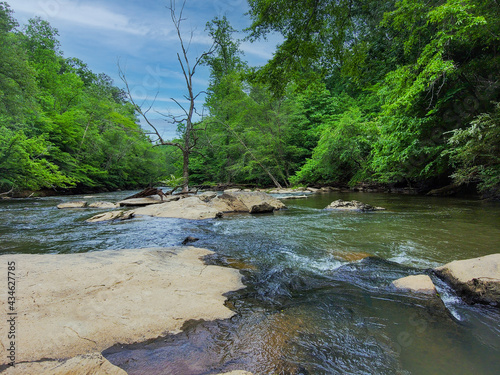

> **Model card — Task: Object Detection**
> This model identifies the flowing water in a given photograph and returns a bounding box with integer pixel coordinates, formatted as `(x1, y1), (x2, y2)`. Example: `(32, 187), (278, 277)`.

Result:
(1, 191), (499, 374)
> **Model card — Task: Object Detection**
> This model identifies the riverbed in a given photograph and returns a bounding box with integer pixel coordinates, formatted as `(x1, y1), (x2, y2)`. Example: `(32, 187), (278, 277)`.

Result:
(1, 191), (499, 374)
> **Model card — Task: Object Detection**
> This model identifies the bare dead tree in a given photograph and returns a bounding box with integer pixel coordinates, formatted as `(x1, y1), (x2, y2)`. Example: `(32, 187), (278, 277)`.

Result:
(119, 0), (215, 193)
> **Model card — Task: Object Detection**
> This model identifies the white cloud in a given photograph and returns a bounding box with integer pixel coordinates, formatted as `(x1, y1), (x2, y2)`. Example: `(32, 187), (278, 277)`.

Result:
(8, 0), (156, 36)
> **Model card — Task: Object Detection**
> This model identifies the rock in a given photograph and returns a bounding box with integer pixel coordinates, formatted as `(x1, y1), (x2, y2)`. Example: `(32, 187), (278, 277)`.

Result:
(88, 201), (120, 209)
(306, 187), (320, 193)
(392, 275), (437, 295)
(222, 191), (286, 212)
(133, 196), (225, 220)
(325, 199), (385, 212)
(133, 192), (285, 220)
(0, 247), (244, 366)
(249, 202), (275, 214)
(198, 191), (218, 202)
(223, 188), (242, 193)
(86, 210), (135, 223)
(2, 353), (127, 375)
(215, 372), (254, 375)
(182, 236), (199, 245)
(434, 254), (500, 306)
(57, 201), (87, 209)
(278, 195), (308, 200)
(118, 195), (180, 206)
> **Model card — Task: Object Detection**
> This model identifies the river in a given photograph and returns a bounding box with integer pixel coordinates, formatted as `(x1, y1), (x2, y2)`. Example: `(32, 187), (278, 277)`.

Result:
(1, 191), (499, 374)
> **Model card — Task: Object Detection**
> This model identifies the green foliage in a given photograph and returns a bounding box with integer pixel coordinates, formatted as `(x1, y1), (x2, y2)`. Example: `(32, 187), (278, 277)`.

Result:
(237, 0), (500, 192)
(447, 103), (500, 193)
(0, 126), (73, 190)
(0, 6), (168, 193)
(291, 104), (375, 185)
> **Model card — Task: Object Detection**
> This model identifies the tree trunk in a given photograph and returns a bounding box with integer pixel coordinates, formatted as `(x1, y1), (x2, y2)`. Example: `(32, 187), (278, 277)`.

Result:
(182, 149), (190, 193)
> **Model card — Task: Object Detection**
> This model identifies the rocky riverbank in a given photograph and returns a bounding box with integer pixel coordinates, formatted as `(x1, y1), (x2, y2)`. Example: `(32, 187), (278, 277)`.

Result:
(390, 254), (500, 307)
(0, 247), (247, 374)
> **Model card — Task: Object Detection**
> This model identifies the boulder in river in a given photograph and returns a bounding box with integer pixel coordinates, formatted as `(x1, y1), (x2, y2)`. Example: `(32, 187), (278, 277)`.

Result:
(86, 210), (135, 223)
(392, 275), (437, 295)
(0, 247), (244, 369)
(57, 201), (88, 209)
(325, 199), (385, 212)
(133, 191), (286, 220)
(221, 191), (286, 213)
(434, 253), (500, 306)
(88, 201), (120, 209)
(118, 195), (180, 206)
(198, 191), (218, 202)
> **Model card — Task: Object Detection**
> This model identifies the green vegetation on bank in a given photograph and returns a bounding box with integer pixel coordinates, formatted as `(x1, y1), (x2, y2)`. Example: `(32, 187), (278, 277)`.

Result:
(1, 1), (499, 197)
(0, 2), (167, 193)
(187, 1), (499, 197)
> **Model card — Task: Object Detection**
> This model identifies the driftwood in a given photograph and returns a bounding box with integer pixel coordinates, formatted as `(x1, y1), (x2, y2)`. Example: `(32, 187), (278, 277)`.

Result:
(124, 188), (169, 201)
(0, 187), (14, 197)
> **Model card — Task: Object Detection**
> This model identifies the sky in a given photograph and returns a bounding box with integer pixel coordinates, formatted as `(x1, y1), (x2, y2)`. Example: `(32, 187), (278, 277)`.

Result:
(6, 0), (281, 139)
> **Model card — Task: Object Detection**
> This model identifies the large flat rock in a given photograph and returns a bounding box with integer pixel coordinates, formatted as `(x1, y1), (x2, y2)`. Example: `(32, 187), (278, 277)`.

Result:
(118, 195), (179, 206)
(434, 253), (500, 305)
(133, 196), (226, 219)
(0, 247), (244, 366)
(133, 192), (286, 220)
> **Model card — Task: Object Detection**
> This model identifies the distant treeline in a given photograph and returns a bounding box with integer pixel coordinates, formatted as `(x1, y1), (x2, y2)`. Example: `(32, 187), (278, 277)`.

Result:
(2, 1), (499, 197)
(0, 2), (167, 193)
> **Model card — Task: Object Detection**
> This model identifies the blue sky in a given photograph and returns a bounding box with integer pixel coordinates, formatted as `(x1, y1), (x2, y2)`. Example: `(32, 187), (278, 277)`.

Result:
(6, 0), (281, 139)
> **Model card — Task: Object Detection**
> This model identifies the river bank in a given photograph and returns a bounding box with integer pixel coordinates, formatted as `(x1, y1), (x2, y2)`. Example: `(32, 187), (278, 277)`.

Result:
(0, 247), (246, 374)
(1, 179), (488, 201)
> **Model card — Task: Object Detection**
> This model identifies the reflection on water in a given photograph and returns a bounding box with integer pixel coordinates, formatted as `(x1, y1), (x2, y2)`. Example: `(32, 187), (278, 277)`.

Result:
(1, 191), (500, 374)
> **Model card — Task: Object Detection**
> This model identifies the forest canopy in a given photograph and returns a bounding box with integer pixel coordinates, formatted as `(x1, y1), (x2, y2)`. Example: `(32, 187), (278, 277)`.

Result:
(188, 0), (499, 196)
(0, 2), (167, 193)
(1, 0), (499, 197)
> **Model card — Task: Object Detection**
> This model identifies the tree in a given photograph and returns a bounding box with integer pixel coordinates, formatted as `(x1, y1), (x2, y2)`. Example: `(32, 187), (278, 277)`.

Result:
(121, 0), (215, 192)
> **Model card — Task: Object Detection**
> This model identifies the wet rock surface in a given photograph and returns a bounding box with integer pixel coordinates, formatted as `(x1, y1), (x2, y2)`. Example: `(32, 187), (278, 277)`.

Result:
(435, 253), (500, 306)
(325, 199), (386, 211)
(133, 191), (286, 220)
(392, 274), (437, 295)
(0, 247), (244, 370)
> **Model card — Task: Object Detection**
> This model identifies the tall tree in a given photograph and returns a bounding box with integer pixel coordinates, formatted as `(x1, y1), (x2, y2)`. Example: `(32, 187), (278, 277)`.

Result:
(121, 0), (215, 192)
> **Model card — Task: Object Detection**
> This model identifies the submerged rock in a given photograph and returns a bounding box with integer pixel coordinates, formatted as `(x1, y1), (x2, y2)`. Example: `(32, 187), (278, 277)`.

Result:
(86, 210), (135, 223)
(57, 201), (87, 209)
(278, 195), (309, 200)
(0, 247), (244, 368)
(434, 253), (500, 306)
(182, 236), (199, 245)
(325, 199), (385, 212)
(222, 191), (286, 213)
(392, 275), (437, 295)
